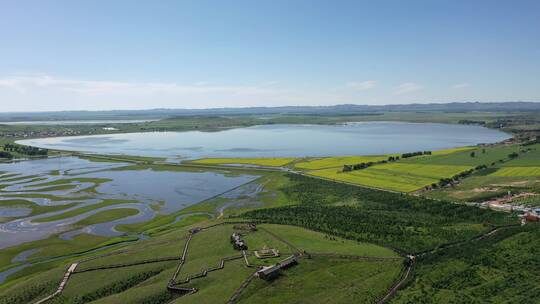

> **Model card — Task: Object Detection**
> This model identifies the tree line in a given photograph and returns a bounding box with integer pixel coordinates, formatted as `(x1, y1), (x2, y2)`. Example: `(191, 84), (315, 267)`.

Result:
(342, 152), (431, 173)
(401, 151), (432, 158)
(342, 156), (399, 172)
(3, 143), (48, 156)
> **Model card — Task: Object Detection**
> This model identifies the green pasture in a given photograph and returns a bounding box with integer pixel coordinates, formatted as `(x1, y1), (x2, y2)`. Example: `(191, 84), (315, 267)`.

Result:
(239, 258), (401, 304)
(402, 144), (520, 166)
(490, 166), (540, 177)
(257, 224), (397, 257)
(426, 144), (540, 202)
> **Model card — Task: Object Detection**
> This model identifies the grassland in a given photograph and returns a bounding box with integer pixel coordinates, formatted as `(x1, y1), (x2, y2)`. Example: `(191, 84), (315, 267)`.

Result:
(426, 144), (540, 202)
(190, 157), (296, 167)
(490, 166), (540, 177)
(0, 222), (402, 304)
(500, 146), (540, 166)
(401, 144), (520, 166)
(257, 224), (397, 257)
(239, 258), (401, 304)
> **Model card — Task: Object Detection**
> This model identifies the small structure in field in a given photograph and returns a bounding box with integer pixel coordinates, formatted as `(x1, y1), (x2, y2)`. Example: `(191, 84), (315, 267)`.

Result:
(230, 233), (248, 250)
(254, 245), (280, 259)
(233, 223), (257, 232)
(523, 212), (540, 222)
(255, 255), (298, 280)
(189, 227), (203, 234)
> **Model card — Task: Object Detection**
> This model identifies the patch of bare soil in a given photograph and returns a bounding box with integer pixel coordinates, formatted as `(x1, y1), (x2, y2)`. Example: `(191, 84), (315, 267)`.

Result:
(483, 192), (536, 206)
(471, 187), (500, 193)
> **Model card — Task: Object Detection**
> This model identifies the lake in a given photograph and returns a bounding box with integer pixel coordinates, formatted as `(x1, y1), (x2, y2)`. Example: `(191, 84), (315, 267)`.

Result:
(17, 122), (511, 159)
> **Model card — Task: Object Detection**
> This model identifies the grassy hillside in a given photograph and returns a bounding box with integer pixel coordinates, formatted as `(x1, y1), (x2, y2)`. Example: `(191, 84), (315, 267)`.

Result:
(244, 174), (514, 253)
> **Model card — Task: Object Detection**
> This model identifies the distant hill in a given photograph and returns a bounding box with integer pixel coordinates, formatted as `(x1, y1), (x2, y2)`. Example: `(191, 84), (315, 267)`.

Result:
(0, 101), (539, 122)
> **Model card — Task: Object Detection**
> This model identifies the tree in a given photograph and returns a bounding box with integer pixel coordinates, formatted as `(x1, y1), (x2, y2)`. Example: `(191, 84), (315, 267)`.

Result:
(0, 151), (13, 159)
(470, 152), (476, 158)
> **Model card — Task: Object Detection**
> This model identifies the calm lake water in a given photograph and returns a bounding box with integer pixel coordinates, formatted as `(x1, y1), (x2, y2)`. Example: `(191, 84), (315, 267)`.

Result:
(18, 122), (511, 159)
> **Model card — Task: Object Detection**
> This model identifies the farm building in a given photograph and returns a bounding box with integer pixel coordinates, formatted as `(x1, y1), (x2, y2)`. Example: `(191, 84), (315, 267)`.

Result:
(255, 255), (298, 280)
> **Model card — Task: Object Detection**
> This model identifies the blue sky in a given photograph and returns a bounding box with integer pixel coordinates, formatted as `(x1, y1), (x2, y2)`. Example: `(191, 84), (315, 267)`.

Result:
(0, 0), (539, 111)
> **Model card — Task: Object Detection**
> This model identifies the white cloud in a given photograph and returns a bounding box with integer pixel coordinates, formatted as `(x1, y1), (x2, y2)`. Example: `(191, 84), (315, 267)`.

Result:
(452, 82), (470, 89)
(0, 75), (275, 97)
(394, 82), (423, 95)
(345, 80), (377, 90)
(0, 74), (303, 111)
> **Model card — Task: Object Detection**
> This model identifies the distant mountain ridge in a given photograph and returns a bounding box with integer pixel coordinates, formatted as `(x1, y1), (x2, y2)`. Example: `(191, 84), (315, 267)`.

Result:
(0, 101), (539, 122)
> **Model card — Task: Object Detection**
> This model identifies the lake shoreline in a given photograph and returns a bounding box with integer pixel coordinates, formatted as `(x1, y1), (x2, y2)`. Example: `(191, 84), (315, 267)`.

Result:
(15, 122), (512, 160)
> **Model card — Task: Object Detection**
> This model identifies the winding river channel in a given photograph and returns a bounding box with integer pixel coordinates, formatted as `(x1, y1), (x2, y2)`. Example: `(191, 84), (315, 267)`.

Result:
(0, 157), (258, 249)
